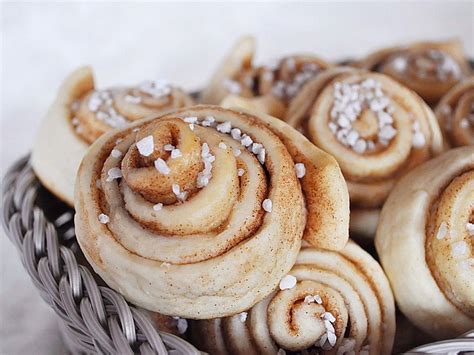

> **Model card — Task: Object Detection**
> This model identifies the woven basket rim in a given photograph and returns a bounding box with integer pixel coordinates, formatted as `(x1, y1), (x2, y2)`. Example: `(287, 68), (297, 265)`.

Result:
(1, 156), (200, 355)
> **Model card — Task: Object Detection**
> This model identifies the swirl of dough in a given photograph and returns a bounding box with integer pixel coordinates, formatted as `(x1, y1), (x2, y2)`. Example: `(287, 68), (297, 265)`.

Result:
(376, 146), (474, 339)
(75, 105), (349, 318)
(221, 98), (350, 250)
(31, 66), (194, 205)
(435, 77), (474, 147)
(285, 67), (444, 238)
(354, 40), (471, 105)
(188, 240), (395, 355)
(201, 36), (331, 118)
(74, 73), (194, 144)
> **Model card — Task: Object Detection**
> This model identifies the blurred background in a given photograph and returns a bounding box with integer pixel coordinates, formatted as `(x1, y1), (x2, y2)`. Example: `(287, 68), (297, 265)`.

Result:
(1, 1), (472, 354)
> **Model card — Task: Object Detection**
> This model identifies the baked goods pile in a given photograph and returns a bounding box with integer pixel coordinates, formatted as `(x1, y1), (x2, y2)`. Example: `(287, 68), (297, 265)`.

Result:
(32, 36), (473, 354)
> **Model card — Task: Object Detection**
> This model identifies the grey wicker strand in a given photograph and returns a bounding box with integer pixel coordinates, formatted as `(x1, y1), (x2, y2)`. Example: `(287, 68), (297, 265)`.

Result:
(1, 157), (201, 355)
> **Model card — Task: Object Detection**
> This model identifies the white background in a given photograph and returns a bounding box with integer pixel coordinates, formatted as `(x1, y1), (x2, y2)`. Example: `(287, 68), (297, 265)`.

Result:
(1, 2), (473, 354)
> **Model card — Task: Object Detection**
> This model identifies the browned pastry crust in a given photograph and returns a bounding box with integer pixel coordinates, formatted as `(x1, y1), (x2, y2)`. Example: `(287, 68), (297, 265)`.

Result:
(354, 40), (471, 105)
(188, 240), (395, 355)
(376, 146), (474, 339)
(282, 67), (444, 239)
(74, 105), (349, 318)
(435, 77), (474, 147)
(31, 67), (194, 205)
(222, 97), (349, 250)
(201, 36), (332, 118)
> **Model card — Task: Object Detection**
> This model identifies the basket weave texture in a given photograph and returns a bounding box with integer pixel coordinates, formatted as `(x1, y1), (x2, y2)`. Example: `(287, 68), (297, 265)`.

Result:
(1, 156), (200, 355)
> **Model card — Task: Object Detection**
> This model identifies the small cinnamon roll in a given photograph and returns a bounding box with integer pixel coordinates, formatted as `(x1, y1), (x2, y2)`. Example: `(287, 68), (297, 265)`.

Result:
(201, 36), (331, 118)
(355, 40), (471, 105)
(376, 147), (474, 339)
(285, 67), (444, 239)
(188, 240), (396, 355)
(435, 77), (474, 147)
(31, 67), (194, 205)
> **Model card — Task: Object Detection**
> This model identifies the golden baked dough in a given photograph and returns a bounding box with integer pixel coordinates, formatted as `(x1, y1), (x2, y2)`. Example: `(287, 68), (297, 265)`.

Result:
(201, 36), (331, 118)
(435, 77), (474, 147)
(285, 67), (444, 239)
(222, 99), (350, 249)
(31, 66), (194, 205)
(354, 40), (471, 105)
(376, 146), (474, 339)
(74, 105), (349, 318)
(188, 240), (395, 355)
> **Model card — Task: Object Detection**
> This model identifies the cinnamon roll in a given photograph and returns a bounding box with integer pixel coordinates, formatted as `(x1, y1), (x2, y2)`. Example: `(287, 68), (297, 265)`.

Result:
(74, 105), (349, 318)
(355, 40), (471, 105)
(435, 77), (474, 147)
(286, 67), (444, 238)
(375, 146), (474, 339)
(31, 66), (194, 205)
(201, 36), (331, 117)
(188, 240), (396, 355)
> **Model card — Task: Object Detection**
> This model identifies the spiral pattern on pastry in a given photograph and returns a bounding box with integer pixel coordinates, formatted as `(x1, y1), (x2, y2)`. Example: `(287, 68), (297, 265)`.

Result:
(354, 40), (471, 105)
(201, 36), (331, 117)
(435, 77), (474, 147)
(188, 240), (395, 355)
(286, 67), (444, 238)
(75, 105), (349, 318)
(221, 100), (349, 250)
(31, 66), (194, 206)
(71, 69), (194, 144)
(375, 146), (474, 338)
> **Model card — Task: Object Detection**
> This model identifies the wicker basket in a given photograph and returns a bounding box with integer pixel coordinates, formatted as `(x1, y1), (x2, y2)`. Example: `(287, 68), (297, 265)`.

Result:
(2, 157), (473, 354)
(1, 156), (200, 354)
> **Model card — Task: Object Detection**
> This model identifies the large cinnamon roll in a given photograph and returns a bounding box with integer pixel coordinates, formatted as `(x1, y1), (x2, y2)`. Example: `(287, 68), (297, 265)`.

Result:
(31, 66), (194, 205)
(375, 147), (474, 339)
(286, 67), (444, 238)
(75, 105), (349, 318)
(188, 240), (395, 355)
(435, 77), (474, 147)
(354, 40), (471, 105)
(201, 36), (331, 118)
